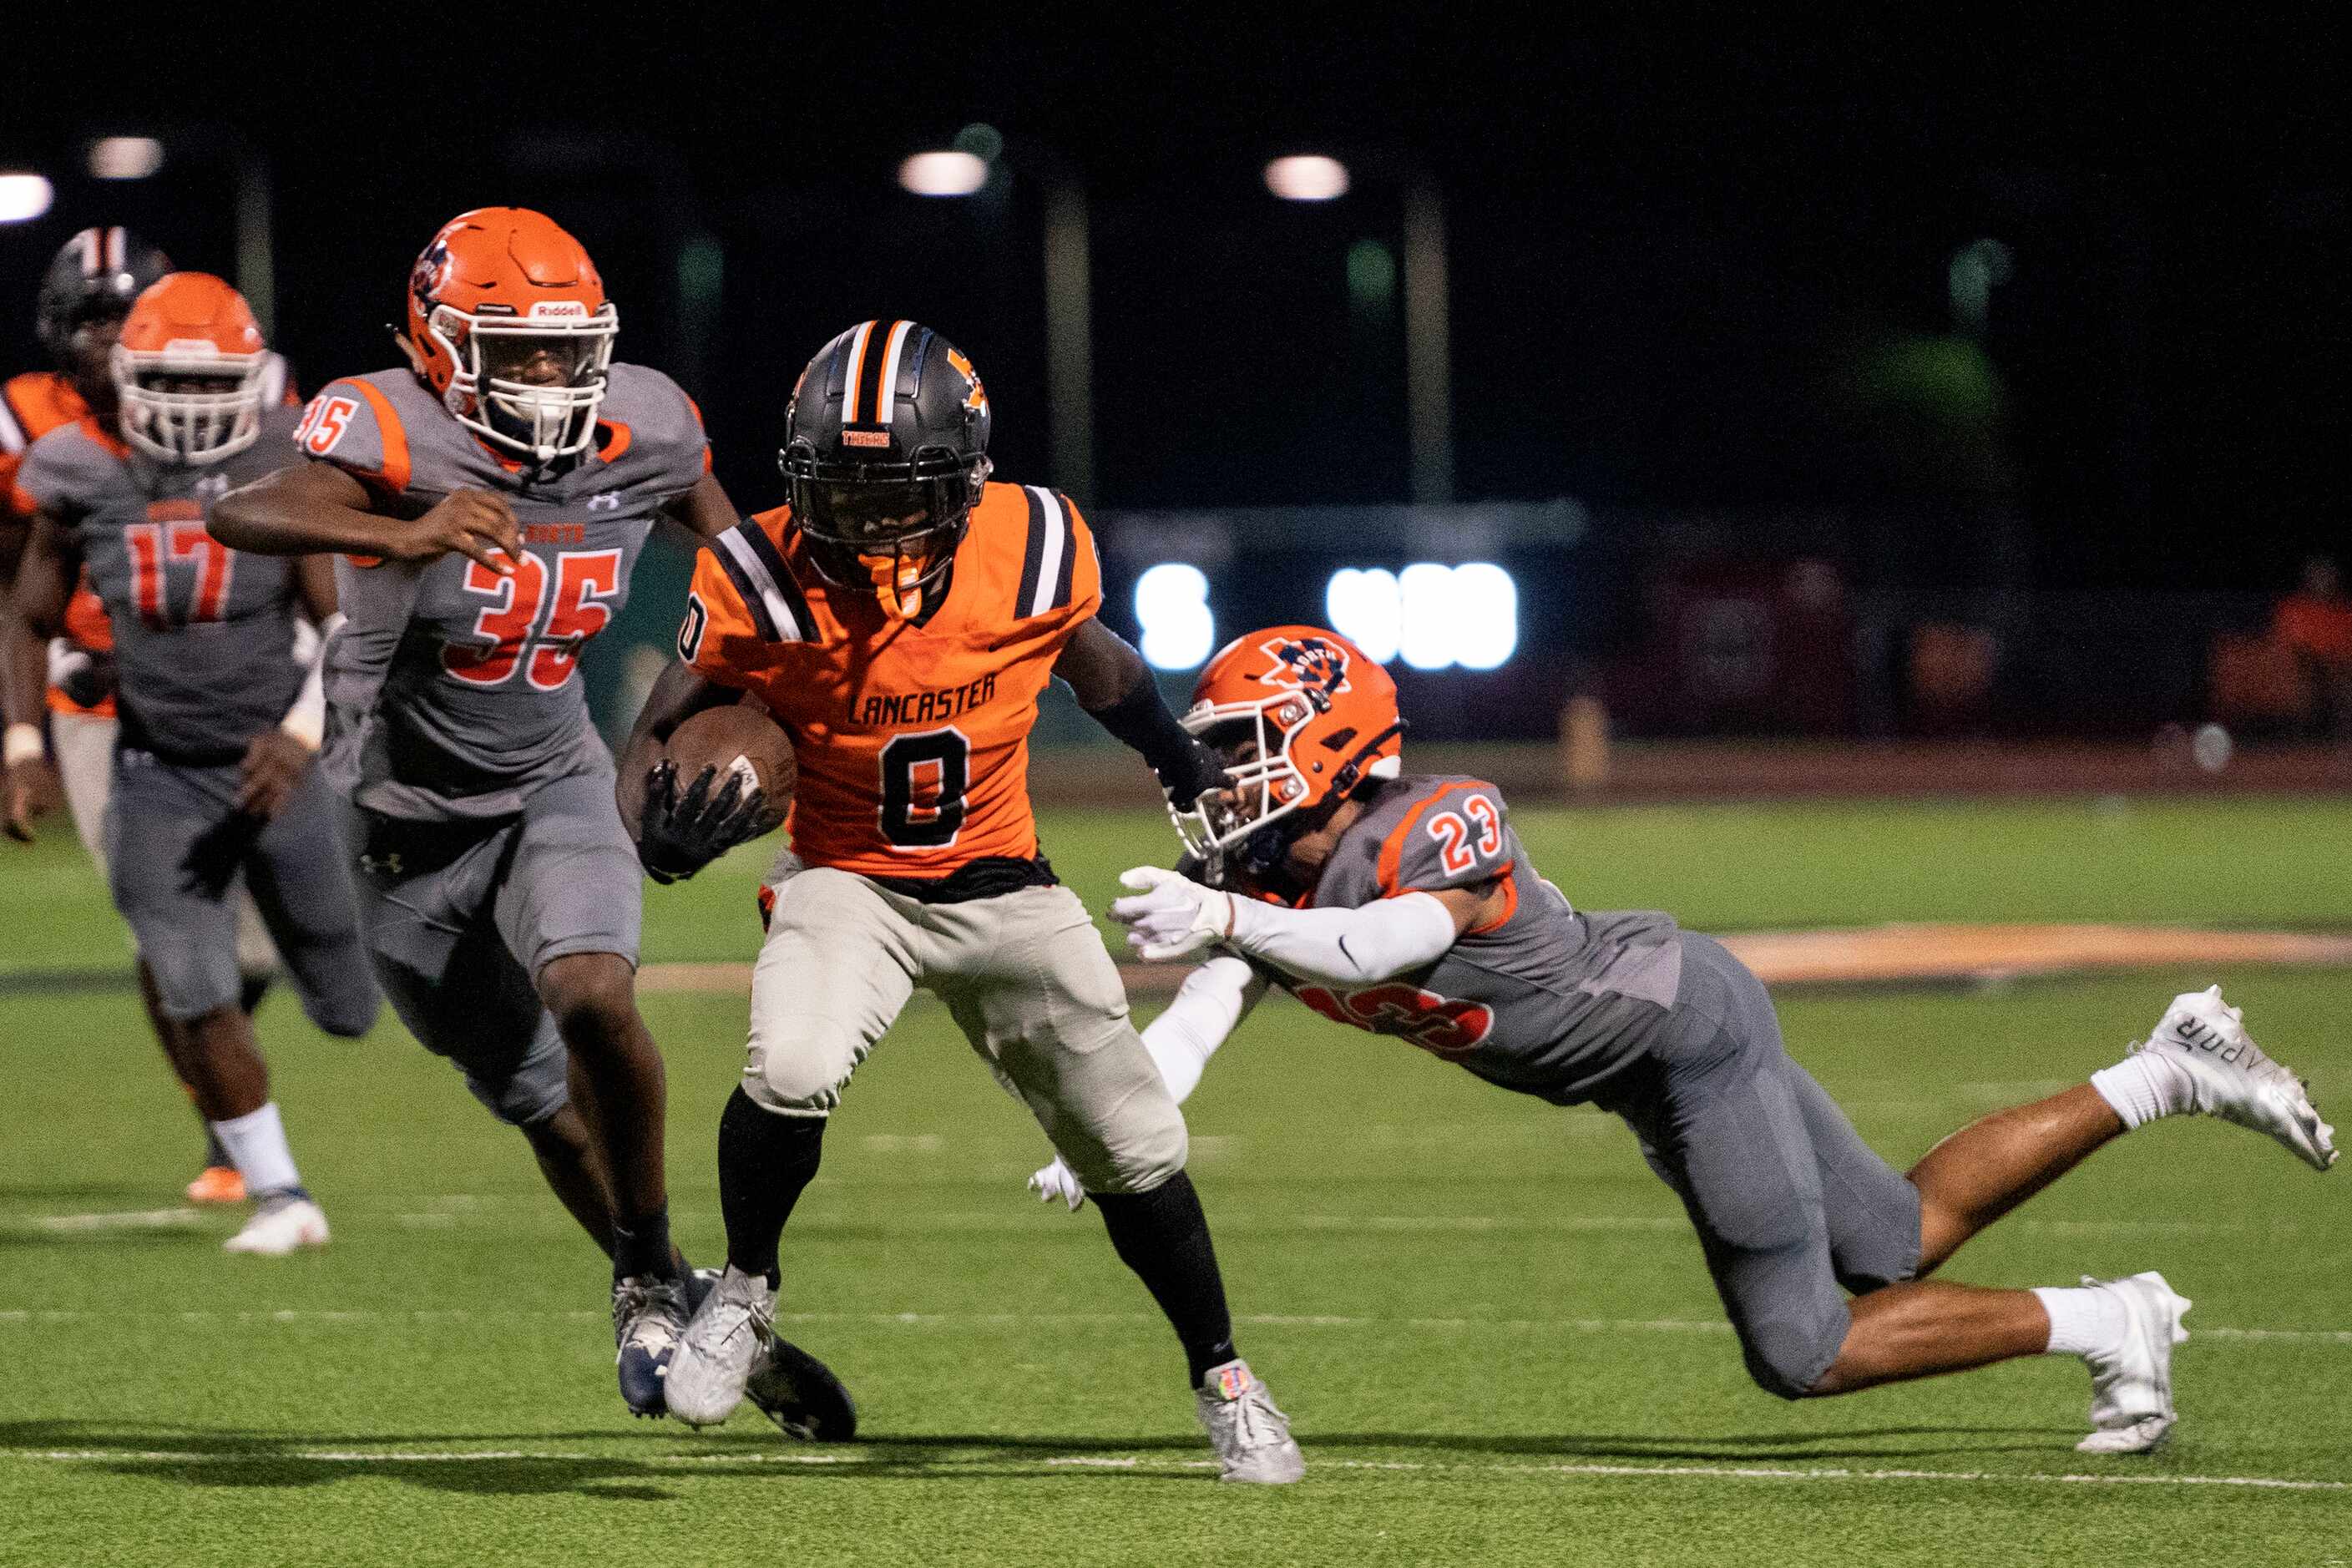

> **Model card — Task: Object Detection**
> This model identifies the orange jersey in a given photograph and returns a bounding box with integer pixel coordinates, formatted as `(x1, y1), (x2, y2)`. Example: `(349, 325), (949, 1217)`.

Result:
(682, 481), (1101, 879)
(1, 372), (117, 716)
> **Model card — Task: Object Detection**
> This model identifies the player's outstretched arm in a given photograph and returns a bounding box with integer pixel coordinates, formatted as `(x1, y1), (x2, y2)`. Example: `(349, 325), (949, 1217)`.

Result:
(1111, 865), (1495, 984)
(214, 462), (522, 573)
(1029, 954), (1266, 1211)
(2, 512), (78, 842)
(1055, 618), (1226, 807)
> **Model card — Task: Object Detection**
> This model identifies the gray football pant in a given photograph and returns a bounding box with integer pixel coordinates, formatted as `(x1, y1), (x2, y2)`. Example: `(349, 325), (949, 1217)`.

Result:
(56, 710), (279, 975)
(1597, 933), (1923, 1399)
(746, 855), (1188, 1196)
(336, 765), (642, 1127)
(103, 751), (378, 1037)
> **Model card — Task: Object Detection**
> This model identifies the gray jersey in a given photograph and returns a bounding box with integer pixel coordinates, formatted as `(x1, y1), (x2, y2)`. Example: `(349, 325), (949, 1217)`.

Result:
(17, 407), (306, 761)
(302, 364), (707, 818)
(1270, 775), (1684, 1105)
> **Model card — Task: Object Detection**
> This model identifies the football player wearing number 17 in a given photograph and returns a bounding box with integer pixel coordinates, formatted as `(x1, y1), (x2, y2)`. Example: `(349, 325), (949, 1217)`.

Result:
(212, 209), (748, 1419)
(3, 273), (379, 1256)
(1036, 625), (2338, 1455)
(618, 321), (1305, 1482)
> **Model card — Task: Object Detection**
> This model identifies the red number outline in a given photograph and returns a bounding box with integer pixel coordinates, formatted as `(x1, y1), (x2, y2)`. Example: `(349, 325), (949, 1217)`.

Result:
(296, 394), (358, 457)
(1294, 981), (1495, 1059)
(443, 549), (625, 690)
(527, 549), (623, 691)
(1424, 811), (1475, 875)
(1464, 794), (1503, 856)
(124, 515), (235, 628)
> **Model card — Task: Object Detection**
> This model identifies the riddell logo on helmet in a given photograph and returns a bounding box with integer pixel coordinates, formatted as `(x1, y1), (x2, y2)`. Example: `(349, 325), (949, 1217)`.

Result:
(1257, 636), (1352, 694)
(842, 429), (892, 448)
(528, 301), (589, 319)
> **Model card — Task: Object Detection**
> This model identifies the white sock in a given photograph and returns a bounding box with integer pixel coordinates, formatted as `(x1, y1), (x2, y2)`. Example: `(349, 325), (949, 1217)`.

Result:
(210, 1102), (302, 1198)
(2034, 1283), (2128, 1358)
(2090, 1053), (2194, 1130)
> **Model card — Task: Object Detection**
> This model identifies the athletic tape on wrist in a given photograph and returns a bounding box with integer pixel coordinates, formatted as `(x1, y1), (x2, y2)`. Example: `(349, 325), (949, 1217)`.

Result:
(4, 722), (44, 768)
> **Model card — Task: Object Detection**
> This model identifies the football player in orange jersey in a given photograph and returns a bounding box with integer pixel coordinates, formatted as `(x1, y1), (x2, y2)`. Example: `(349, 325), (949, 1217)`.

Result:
(2, 228), (295, 1205)
(618, 321), (1305, 1481)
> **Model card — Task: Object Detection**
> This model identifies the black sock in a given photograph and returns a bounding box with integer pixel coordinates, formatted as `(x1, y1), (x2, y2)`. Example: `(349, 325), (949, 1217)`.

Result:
(717, 1086), (825, 1286)
(197, 1103), (229, 1168)
(1091, 1171), (1237, 1388)
(610, 1205), (675, 1282)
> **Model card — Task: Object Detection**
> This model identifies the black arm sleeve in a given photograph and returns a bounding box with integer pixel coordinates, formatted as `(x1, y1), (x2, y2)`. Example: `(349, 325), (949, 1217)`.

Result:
(1088, 672), (1226, 807)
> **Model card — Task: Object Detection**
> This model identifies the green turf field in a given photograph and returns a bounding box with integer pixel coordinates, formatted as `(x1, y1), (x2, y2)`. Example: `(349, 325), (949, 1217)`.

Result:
(3, 797), (2348, 1566)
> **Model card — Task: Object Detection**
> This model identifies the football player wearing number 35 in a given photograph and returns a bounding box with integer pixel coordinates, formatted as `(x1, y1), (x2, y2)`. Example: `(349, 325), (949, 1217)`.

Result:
(1039, 625), (2335, 1458)
(212, 209), (747, 1420)
(3, 272), (379, 1257)
(616, 321), (1305, 1482)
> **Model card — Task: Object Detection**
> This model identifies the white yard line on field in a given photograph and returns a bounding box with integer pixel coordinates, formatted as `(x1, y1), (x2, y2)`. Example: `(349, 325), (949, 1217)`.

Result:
(10, 1448), (2346, 1492)
(18, 1208), (203, 1233)
(3, 1307), (2348, 1344)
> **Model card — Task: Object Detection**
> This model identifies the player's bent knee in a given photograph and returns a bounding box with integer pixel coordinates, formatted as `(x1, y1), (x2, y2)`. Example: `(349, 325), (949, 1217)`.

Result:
(1060, 1088), (1189, 1196)
(744, 1015), (866, 1116)
(465, 1062), (571, 1128)
(1737, 1316), (1846, 1401)
(302, 989), (381, 1040)
(535, 952), (640, 1047)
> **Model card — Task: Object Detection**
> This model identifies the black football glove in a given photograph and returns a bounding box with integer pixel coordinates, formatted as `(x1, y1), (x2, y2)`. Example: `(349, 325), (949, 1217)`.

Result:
(636, 759), (768, 885)
(53, 647), (117, 711)
(1156, 736), (1228, 811)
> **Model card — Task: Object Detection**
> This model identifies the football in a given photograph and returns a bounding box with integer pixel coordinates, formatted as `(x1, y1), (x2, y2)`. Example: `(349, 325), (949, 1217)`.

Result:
(665, 698), (794, 837)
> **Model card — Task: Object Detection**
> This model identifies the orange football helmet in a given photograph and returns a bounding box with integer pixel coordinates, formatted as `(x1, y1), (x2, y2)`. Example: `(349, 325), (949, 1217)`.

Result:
(402, 207), (617, 463)
(110, 272), (270, 464)
(1172, 625), (1406, 868)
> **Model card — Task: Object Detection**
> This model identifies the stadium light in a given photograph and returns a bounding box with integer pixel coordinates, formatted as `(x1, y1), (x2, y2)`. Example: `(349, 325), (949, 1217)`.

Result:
(899, 150), (989, 197)
(1325, 563), (1519, 671)
(1264, 154), (1349, 201)
(89, 137), (165, 180)
(0, 173), (55, 223)
(1134, 563), (1216, 670)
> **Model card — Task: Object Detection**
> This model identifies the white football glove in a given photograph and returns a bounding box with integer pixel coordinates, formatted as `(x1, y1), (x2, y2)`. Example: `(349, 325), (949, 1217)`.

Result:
(1110, 866), (1237, 964)
(1027, 1156), (1087, 1212)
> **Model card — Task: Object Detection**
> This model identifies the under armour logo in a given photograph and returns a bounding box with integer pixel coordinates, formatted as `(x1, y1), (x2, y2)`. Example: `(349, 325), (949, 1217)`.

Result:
(194, 473), (230, 502)
(585, 492), (621, 512)
(359, 852), (404, 876)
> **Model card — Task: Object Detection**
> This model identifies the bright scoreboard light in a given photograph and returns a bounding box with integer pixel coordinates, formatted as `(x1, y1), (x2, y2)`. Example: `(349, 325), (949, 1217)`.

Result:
(1134, 563), (1216, 670)
(1132, 560), (1520, 672)
(1328, 563), (1518, 670)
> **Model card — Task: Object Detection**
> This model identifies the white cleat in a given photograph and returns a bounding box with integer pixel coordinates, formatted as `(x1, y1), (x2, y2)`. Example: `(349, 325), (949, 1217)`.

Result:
(664, 1264), (775, 1429)
(2137, 986), (2338, 1171)
(222, 1194), (329, 1257)
(2075, 1271), (2191, 1455)
(1195, 1358), (1305, 1483)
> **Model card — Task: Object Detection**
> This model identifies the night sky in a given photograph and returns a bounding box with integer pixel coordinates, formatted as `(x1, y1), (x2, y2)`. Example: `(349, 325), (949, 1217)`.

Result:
(4, 20), (2341, 596)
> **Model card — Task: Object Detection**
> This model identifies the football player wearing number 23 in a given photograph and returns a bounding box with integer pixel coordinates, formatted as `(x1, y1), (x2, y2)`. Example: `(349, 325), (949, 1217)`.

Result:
(1075, 625), (2335, 1458)
(212, 209), (746, 1420)
(617, 320), (1305, 1482)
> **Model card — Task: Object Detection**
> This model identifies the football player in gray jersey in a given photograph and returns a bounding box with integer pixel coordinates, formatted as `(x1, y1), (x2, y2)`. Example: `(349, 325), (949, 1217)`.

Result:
(211, 209), (756, 1420)
(3, 273), (378, 1257)
(1037, 625), (2335, 1457)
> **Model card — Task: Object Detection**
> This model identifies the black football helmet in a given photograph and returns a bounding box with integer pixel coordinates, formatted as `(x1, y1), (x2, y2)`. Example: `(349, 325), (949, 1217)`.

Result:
(37, 226), (175, 366)
(779, 320), (991, 609)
